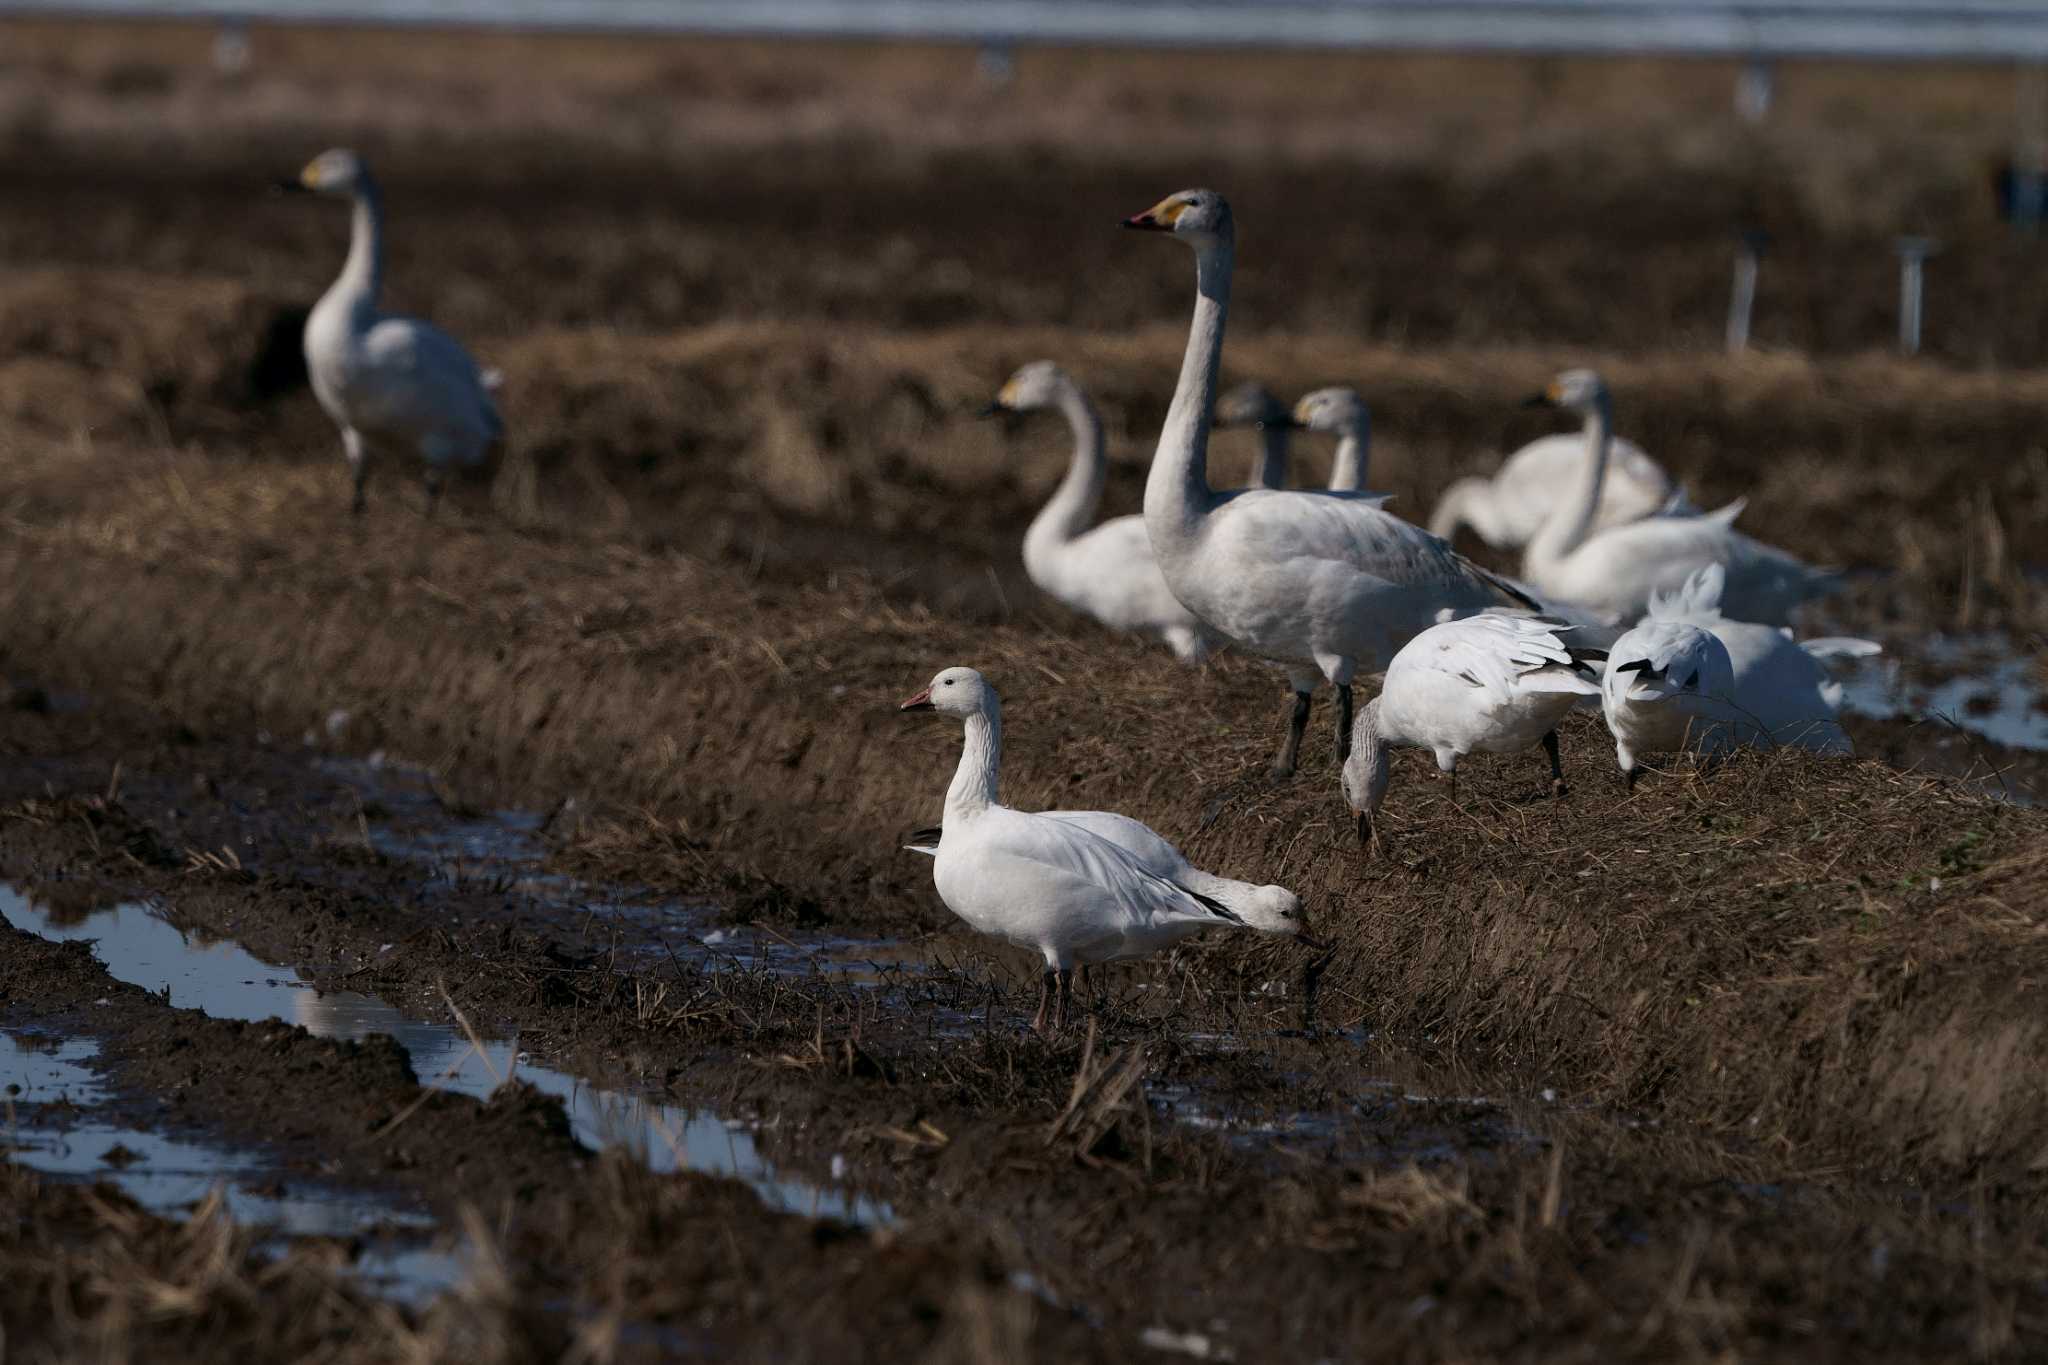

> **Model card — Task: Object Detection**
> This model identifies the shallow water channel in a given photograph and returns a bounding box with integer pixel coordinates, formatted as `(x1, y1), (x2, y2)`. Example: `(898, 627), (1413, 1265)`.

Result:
(0, 876), (893, 1304)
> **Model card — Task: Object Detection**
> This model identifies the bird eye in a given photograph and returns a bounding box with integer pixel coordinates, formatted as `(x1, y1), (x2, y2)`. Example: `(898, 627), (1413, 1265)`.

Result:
(943, 679), (955, 686)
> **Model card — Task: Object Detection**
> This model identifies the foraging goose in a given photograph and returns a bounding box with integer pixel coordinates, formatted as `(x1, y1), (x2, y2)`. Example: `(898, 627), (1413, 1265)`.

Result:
(903, 810), (1306, 936)
(1521, 370), (1838, 625)
(983, 363), (1215, 663)
(1342, 615), (1603, 846)
(1122, 189), (1540, 777)
(1212, 381), (1293, 490)
(1644, 565), (1876, 756)
(281, 148), (503, 516)
(1601, 614), (1737, 791)
(900, 666), (1304, 1032)
(1427, 431), (1685, 551)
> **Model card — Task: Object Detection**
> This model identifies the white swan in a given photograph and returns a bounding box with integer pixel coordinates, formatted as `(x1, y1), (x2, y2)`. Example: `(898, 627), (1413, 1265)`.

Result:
(282, 148), (504, 516)
(1644, 565), (1876, 756)
(1521, 370), (1839, 626)
(1122, 189), (1540, 778)
(900, 666), (1304, 1031)
(1427, 431), (1685, 551)
(1342, 615), (1603, 845)
(1282, 387), (1376, 493)
(1212, 381), (1293, 490)
(984, 362), (1215, 664)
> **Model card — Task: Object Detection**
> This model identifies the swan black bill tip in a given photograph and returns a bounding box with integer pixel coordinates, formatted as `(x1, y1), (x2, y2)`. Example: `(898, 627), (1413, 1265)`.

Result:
(1258, 416), (1305, 431)
(272, 179), (311, 196)
(1519, 392), (1554, 409)
(973, 400), (1005, 420)
(1122, 213), (1167, 231)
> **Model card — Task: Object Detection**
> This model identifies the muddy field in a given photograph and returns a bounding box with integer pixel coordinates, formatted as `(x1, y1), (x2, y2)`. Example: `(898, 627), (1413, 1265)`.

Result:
(3, 18), (2048, 1363)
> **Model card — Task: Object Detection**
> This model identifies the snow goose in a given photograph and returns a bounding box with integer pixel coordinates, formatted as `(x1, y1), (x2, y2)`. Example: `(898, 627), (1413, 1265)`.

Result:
(900, 666), (1304, 1031)
(1122, 189), (1539, 778)
(1212, 381), (1293, 490)
(280, 148), (504, 516)
(982, 363), (1214, 663)
(1601, 614), (1739, 792)
(1643, 565), (1876, 757)
(1426, 431), (1685, 551)
(1341, 615), (1602, 847)
(1521, 370), (1838, 625)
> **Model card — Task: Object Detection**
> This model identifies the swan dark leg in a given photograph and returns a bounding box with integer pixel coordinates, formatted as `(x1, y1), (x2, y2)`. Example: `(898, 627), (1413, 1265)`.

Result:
(1053, 968), (1074, 1034)
(1335, 684), (1354, 764)
(1542, 730), (1567, 797)
(1272, 690), (1313, 779)
(423, 468), (445, 520)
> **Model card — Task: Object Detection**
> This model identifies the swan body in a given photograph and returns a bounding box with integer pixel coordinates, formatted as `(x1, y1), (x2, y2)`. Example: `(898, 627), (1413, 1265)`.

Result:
(1342, 615), (1602, 843)
(987, 362), (1214, 663)
(1428, 432), (1685, 550)
(285, 148), (503, 516)
(1521, 370), (1838, 626)
(900, 667), (1302, 1030)
(1123, 189), (1535, 776)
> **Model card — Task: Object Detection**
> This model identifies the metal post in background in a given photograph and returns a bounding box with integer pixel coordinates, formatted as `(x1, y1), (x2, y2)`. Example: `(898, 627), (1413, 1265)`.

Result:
(1895, 237), (1938, 356)
(1735, 57), (1775, 123)
(2014, 62), (2047, 235)
(1726, 229), (1767, 353)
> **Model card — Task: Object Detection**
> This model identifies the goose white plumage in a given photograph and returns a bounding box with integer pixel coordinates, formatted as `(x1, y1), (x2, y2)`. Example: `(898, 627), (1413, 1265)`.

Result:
(1600, 613), (1738, 790)
(1521, 369), (1839, 626)
(1342, 615), (1603, 846)
(283, 148), (504, 516)
(1122, 189), (1540, 777)
(1643, 565), (1877, 757)
(1427, 431), (1686, 551)
(984, 362), (1216, 664)
(900, 666), (1305, 1032)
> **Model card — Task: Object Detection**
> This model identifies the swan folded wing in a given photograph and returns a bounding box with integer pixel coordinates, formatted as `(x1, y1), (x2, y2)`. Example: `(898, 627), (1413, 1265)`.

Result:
(358, 315), (504, 448)
(1210, 490), (1532, 607)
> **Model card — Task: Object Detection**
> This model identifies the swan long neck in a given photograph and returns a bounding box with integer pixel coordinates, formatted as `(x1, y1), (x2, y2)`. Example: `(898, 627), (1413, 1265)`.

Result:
(1144, 236), (1232, 542)
(1328, 419), (1370, 493)
(1526, 396), (1611, 571)
(945, 701), (1003, 825)
(1426, 477), (1496, 542)
(332, 179), (385, 314)
(1021, 384), (1106, 574)
(1250, 425), (1289, 491)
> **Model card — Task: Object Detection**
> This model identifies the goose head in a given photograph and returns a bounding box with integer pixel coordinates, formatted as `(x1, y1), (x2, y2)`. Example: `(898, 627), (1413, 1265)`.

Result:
(1523, 368), (1608, 414)
(1289, 387), (1371, 438)
(979, 361), (1073, 418)
(1122, 188), (1233, 245)
(1212, 381), (1287, 430)
(282, 147), (371, 198)
(1236, 885), (1321, 945)
(900, 665), (995, 719)
(1340, 699), (1393, 848)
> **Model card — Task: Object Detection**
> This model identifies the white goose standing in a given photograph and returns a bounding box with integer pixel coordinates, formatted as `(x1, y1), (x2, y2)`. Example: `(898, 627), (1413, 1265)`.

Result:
(1427, 429), (1685, 551)
(1122, 189), (1538, 776)
(901, 667), (1305, 1032)
(983, 362), (1216, 663)
(1520, 370), (1838, 625)
(282, 148), (504, 516)
(1341, 615), (1603, 847)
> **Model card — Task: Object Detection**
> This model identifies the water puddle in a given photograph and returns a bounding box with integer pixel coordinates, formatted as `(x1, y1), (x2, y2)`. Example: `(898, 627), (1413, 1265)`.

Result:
(0, 1030), (455, 1303)
(1838, 633), (2048, 752)
(0, 884), (893, 1228)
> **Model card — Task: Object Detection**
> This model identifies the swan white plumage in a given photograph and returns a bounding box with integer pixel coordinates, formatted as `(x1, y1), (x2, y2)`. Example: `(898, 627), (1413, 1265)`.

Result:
(1122, 189), (1542, 777)
(1341, 614), (1603, 845)
(1644, 565), (1876, 757)
(984, 362), (1216, 664)
(283, 148), (504, 516)
(1212, 381), (1293, 491)
(1521, 370), (1839, 626)
(900, 667), (1304, 1031)
(903, 810), (1307, 936)
(1427, 431), (1686, 550)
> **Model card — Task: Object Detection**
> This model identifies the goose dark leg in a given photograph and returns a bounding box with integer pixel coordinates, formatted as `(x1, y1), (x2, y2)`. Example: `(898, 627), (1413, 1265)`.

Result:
(1335, 683), (1354, 764)
(1272, 690), (1313, 779)
(1542, 730), (1566, 797)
